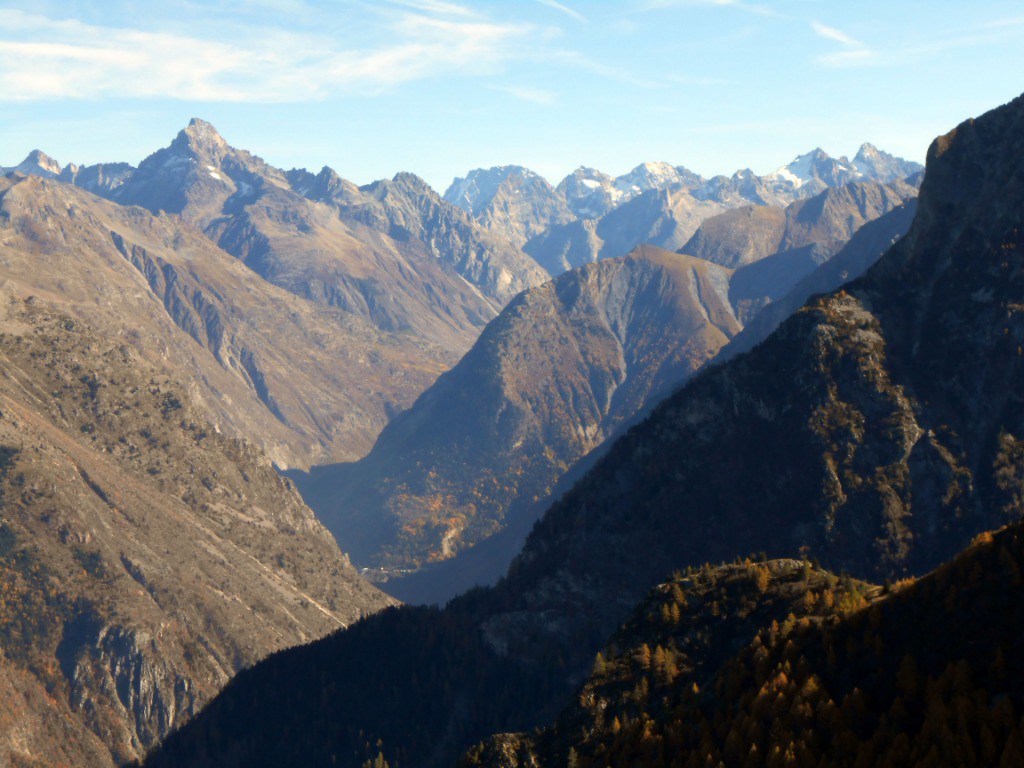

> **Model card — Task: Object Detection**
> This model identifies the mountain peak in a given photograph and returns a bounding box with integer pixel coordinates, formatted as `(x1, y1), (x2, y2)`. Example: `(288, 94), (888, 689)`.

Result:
(443, 165), (540, 214)
(853, 142), (924, 182)
(174, 117), (229, 159)
(390, 171), (434, 194)
(856, 142), (881, 158)
(11, 149), (63, 178)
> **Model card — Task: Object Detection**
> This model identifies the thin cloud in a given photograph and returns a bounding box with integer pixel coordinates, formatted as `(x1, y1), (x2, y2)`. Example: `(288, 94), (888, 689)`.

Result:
(0, 9), (537, 102)
(382, 0), (476, 17)
(810, 20), (877, 67)
(811, 21), (861, 48)
(637, 0), (785, 19)
(536, 0), (586, 23)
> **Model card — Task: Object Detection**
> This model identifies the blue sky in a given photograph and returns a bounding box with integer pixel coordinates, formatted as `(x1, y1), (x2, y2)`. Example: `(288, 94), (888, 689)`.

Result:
(2, 1), (1023, 192)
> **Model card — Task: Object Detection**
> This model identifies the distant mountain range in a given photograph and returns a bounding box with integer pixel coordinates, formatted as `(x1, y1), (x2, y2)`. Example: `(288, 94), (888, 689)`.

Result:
(5, 138), (922, 287)
(444, 144), (922, 276)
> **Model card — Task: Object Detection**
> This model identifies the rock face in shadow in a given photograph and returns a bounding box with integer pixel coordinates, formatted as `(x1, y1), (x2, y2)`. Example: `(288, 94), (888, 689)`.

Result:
(296, 245), (740, 572)
(683, 178), (918, 321)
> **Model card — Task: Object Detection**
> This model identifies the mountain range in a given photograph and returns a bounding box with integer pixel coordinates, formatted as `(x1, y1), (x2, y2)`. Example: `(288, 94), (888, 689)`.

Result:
(447, 145), (921, 279)
(142, 88), (1024, 768)
(293, 174), (917, 595)
(0, 109), (942, 768)
(1, 120), (544, 469)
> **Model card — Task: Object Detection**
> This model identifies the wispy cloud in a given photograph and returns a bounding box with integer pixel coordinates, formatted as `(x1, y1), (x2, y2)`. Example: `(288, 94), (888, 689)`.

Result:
(493, 85), (557, 105)
(810, 21), (861, 48)
(536, 0), (586, 23)
(0, 7), (538, 102)
(811, 13), (1024, 69)
(382, 0), (477, 17)
(637, 0), (784, 19)
(810, 19), (879, 67)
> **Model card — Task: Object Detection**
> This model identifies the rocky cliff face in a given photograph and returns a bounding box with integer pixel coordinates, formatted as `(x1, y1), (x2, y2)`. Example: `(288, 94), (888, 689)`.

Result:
(296, 245), (740, 573)
(446, 166), (575, 250)
(308, 171), (548, 304)
(0, 296), (392, 766)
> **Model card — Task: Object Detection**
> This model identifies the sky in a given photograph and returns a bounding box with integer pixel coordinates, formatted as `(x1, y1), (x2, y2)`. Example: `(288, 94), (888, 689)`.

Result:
(1, 0), (1024, 193)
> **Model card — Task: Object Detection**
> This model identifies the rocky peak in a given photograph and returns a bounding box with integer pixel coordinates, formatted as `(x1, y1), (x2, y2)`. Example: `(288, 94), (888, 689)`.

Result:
(7, 149), (64, 178)
(557, 167), (620, 219)
(389, 171), (436, 198)
(286, 165), (359, 201)
(614, 161), (698, 195)
(443, 165), (536, 215)
(23, 149), (63, 176)
(176, 117), (230, 160)
(853, 142), (925, 183)
(855, 141), (882, 160)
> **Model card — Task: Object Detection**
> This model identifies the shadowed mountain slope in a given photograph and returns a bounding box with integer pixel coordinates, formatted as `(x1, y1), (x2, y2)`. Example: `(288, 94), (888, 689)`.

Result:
(721, 199), (918, 363)
(683, 177), (917, 271)
(464, 521), (1024, 768)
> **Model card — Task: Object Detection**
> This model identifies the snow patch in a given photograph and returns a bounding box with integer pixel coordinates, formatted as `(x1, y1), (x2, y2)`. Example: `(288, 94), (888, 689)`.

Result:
(209, 171), (222, 180)
(771, 166), (804, 188)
